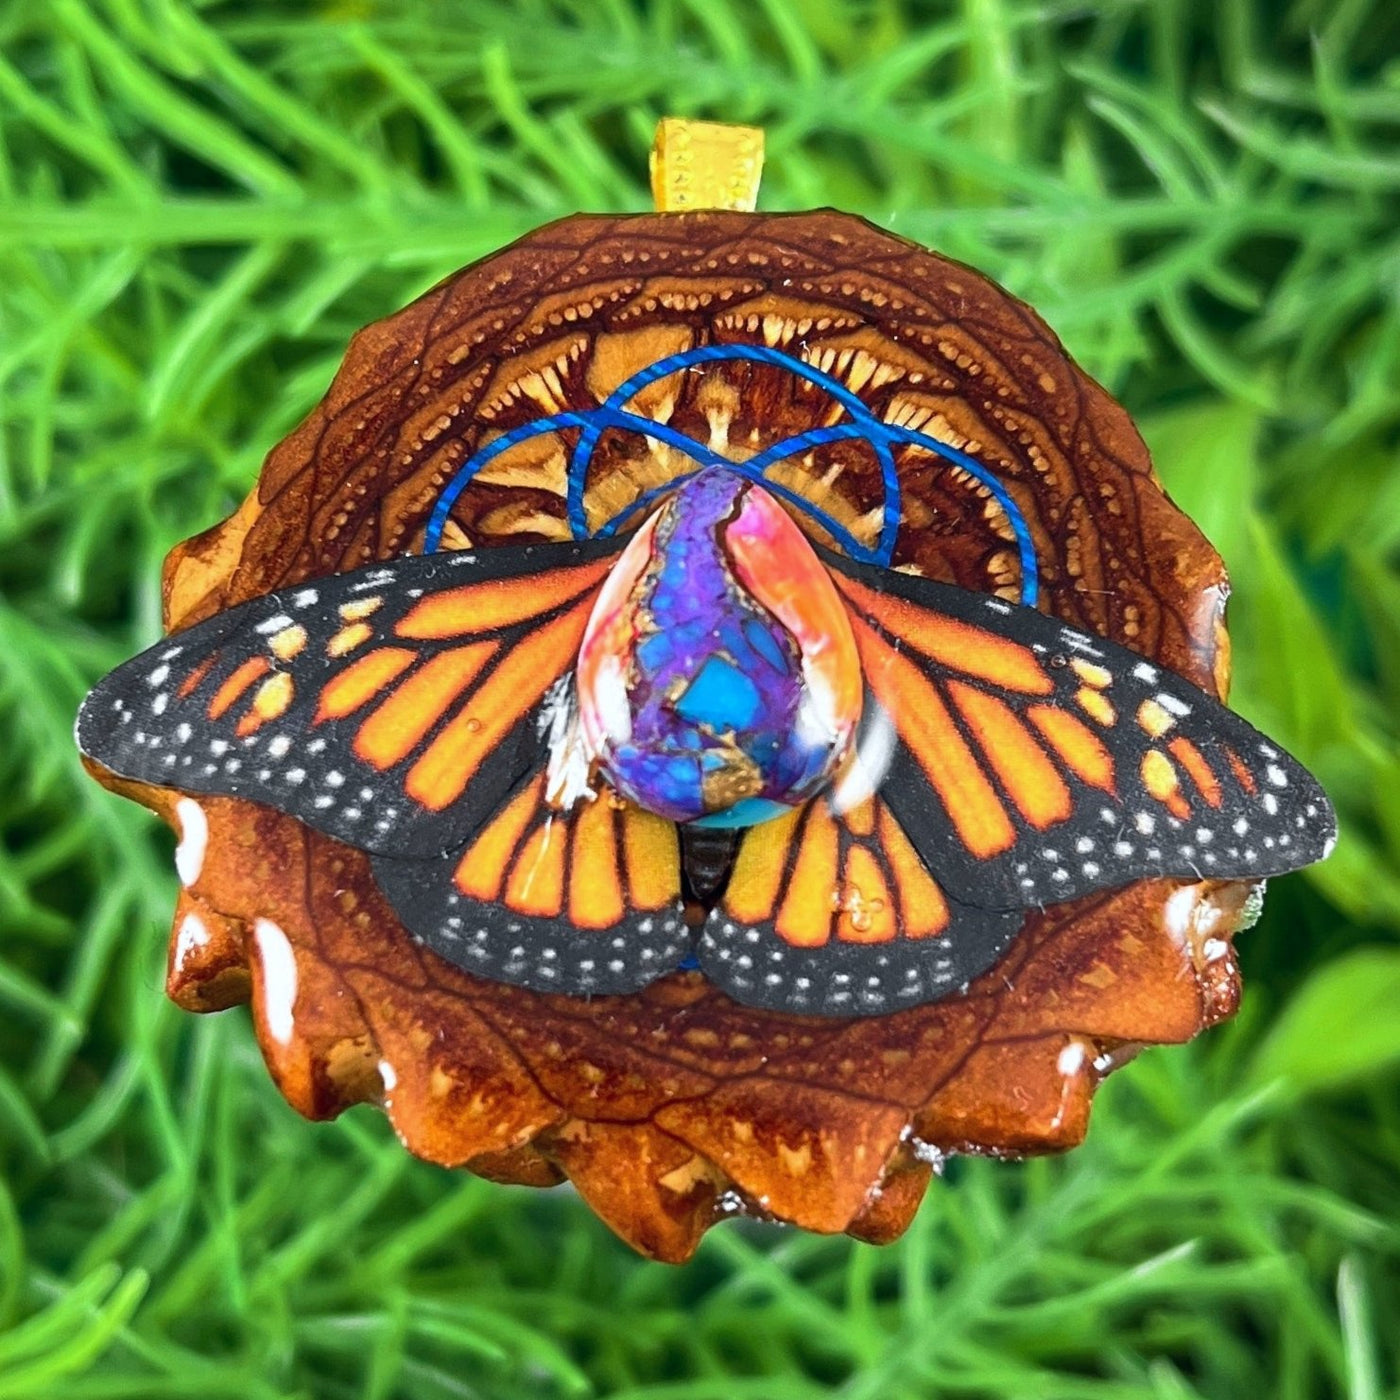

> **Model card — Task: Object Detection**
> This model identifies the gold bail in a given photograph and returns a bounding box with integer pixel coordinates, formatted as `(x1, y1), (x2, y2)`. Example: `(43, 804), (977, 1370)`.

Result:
(650, 118), (765, 212)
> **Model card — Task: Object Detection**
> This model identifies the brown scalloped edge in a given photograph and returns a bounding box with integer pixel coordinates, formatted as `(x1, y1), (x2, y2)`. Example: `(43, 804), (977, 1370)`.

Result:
(87, 209), (1259, 1261)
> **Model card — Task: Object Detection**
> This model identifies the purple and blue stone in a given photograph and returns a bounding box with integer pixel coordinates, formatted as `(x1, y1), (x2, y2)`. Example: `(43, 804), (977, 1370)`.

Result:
(575, 468), (863, 826)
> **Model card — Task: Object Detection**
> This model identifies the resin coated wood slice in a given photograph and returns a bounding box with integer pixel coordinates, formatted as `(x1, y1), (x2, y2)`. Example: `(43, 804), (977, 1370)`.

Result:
(82, 210), (1316, 1262)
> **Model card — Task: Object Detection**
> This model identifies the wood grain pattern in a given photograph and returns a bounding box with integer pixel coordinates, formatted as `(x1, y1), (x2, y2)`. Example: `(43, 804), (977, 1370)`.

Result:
(93, 210), (1250, 1261)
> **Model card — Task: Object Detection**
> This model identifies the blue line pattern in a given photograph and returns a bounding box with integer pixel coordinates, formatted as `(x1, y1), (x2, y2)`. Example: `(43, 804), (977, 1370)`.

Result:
(423, 343), (1038, 605)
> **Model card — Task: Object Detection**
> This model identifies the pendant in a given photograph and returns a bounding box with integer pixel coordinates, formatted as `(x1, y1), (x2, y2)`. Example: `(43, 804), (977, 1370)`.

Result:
(76, 120), (1334, 1261)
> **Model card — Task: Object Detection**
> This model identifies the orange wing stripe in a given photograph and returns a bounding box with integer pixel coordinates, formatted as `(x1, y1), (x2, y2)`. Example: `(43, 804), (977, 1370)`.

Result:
(327, 621), (373, 657)
(947, 680), (1072, 830)
(1225, 746), (1258, 795)
(406, 603), (591, 810)
(316, 647), (416, 723)
(1076, 687), (1116, 727)
(776, 803), (838, 947)
(723, 808), (798, 924)
(1168, 736), (1223, 809)
(720, 798), (952, 945)
(877, 804), (948, 939)
(177, 654), (218, 700)
(567, 798), (625, 930)
(1026, 705), (1116, 793)
(505, 820), (567, 918)
(235, 672), (295, 737)
(208, 656), (270, 720)
(836, 574), (1053, 695)
(836, 842), (896, 944)
(621, 805), (681, 911)
(1142, 749), (1191, 820)
(396, 558), (613, 640)
(454, 775), (543, 901)
(849, 614), (1016, 858)
(354, 641), (498, 772)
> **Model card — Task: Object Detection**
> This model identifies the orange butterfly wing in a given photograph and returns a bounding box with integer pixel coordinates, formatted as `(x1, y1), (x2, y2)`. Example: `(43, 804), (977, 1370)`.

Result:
(702, 552), (1333, 1013)
(703, 796), (1020, 1014)
(76, 539), (623, 859)
(820, 549), (1335, 910)
(373, 773), (686, 995)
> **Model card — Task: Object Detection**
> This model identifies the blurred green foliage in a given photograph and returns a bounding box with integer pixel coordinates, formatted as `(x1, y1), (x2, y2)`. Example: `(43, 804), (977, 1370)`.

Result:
(1, 0), (1397, 1396)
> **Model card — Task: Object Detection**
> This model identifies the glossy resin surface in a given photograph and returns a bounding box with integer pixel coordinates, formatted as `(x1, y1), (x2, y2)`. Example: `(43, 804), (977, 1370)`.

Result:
(577, 468), (861, 826)
(76, 208), (1313, 1262)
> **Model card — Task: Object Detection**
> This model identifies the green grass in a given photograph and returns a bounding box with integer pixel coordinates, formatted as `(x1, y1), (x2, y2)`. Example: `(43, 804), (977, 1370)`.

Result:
(2, 1), (1398, 1395)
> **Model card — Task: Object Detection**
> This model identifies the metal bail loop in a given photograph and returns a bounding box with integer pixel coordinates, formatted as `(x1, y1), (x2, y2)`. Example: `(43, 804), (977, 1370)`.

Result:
(650, 118), (764, 212)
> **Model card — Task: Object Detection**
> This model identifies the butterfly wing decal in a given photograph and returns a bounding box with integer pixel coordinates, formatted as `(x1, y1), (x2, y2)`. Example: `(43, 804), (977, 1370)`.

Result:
(821, 549), (1337, 911)
(76, 539), (624, 860)
(702, 796), (1022, 1015)
(372, 772), (688, 995)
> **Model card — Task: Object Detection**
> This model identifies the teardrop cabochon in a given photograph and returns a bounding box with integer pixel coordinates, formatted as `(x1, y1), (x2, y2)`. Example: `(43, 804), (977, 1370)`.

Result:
(575, 468), (862, 826)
